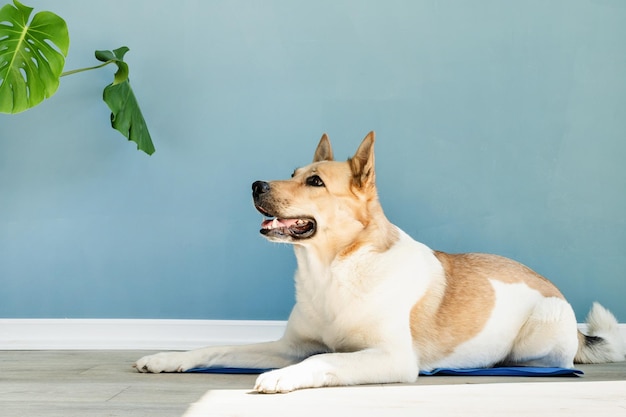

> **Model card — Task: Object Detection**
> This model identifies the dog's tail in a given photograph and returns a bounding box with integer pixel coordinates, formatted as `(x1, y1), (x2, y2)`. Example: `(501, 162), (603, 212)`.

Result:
(574, 302), (625, 364)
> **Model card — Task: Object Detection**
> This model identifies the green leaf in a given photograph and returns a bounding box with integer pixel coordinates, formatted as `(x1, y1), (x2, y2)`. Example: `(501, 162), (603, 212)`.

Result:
(0, 0), (69, 113)
(95, 46), (129, 84)
(100, 48), (155, 155)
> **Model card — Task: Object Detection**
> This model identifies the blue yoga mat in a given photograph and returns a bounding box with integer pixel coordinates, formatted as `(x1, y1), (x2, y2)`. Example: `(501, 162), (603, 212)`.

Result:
(187, 367), (275, 374)
(419, 367), (583, 376)
(185, 366), (583, 377)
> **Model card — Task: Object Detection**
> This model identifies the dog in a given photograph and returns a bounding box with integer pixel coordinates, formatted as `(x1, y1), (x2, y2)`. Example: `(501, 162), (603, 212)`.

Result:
(135, 131), (625, 393)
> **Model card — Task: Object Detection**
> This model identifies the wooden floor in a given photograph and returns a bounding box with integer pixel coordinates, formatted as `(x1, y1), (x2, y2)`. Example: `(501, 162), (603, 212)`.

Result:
(1, 350), (625, 417)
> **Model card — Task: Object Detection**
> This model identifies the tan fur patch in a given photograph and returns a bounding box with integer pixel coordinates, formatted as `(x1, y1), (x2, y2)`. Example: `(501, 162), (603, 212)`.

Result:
(337, 219), (399, 259)
(411, 251), (564, 364)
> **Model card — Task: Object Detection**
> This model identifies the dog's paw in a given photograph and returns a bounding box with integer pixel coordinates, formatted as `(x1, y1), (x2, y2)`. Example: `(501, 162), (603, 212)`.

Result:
(254, 365), (330, 394)
(134, 352), (194, 373)
(254, 368), (303, 393)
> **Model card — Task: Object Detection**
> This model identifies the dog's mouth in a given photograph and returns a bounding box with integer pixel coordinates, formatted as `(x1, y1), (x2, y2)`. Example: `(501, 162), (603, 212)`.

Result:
(256, 206), (316, 239)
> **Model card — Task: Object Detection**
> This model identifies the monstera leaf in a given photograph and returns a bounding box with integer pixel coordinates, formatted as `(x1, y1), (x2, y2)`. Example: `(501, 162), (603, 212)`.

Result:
(1, 2), (155, 155)
(0, 0), (69, 113)
(95, 47), (155, 155)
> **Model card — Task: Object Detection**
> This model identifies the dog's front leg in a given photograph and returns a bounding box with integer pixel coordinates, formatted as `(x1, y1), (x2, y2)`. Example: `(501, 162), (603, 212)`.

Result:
(134, 339), (306, 373)
(254, 347), (418, 393)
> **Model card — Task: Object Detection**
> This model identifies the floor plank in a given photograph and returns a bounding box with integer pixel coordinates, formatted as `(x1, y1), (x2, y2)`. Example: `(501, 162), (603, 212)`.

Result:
(1, 351), (625, 417)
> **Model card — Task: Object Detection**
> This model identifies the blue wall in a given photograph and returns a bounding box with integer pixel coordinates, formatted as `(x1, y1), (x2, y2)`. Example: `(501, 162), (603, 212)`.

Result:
(1, 0), (625, 321)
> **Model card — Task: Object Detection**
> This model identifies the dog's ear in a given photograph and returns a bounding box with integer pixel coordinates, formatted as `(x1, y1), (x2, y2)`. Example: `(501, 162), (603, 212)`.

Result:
(313, 133), (334, 162)
(349, 131), (376, 188)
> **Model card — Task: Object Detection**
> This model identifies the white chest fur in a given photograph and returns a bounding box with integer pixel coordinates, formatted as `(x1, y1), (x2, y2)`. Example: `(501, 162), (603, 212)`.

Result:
(290, 228), (443, 352)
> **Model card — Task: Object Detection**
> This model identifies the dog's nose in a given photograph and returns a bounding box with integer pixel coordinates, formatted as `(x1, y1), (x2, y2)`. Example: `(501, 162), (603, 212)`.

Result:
(252, 181), (270, 199)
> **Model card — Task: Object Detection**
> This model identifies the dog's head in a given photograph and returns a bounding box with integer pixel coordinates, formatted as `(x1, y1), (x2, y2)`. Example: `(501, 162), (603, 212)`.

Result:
(252, 132), (379, 247)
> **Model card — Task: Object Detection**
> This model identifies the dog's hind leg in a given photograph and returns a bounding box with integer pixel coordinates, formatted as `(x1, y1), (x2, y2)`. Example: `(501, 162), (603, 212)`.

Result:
(504, 297), (579, 368)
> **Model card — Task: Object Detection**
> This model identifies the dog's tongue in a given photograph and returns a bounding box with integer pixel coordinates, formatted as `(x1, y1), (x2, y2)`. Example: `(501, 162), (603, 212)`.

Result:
(261, 218), (300, 230)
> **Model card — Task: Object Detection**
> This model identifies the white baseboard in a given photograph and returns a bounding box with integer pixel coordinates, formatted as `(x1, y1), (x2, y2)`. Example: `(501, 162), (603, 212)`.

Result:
(0, 319), (624, 350)
(0, 319), (287, 350)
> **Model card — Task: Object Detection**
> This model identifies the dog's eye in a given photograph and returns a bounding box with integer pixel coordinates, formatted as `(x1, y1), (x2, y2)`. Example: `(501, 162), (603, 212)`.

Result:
(306, 175), (325, 187)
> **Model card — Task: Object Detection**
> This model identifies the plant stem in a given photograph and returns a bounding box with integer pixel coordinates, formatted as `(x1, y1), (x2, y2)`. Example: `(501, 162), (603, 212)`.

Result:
(60, 60), (114, 77)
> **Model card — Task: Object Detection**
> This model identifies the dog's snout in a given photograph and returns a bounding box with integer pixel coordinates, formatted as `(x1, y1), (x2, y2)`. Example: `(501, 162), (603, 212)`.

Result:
(252, 181), (270, 199)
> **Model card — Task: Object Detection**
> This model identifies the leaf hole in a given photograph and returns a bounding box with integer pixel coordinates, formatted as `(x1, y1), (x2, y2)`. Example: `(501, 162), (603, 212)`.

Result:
(43, 38), (64, 56)
(18, 67), (27, 83)
(33, 48), (50, 65)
